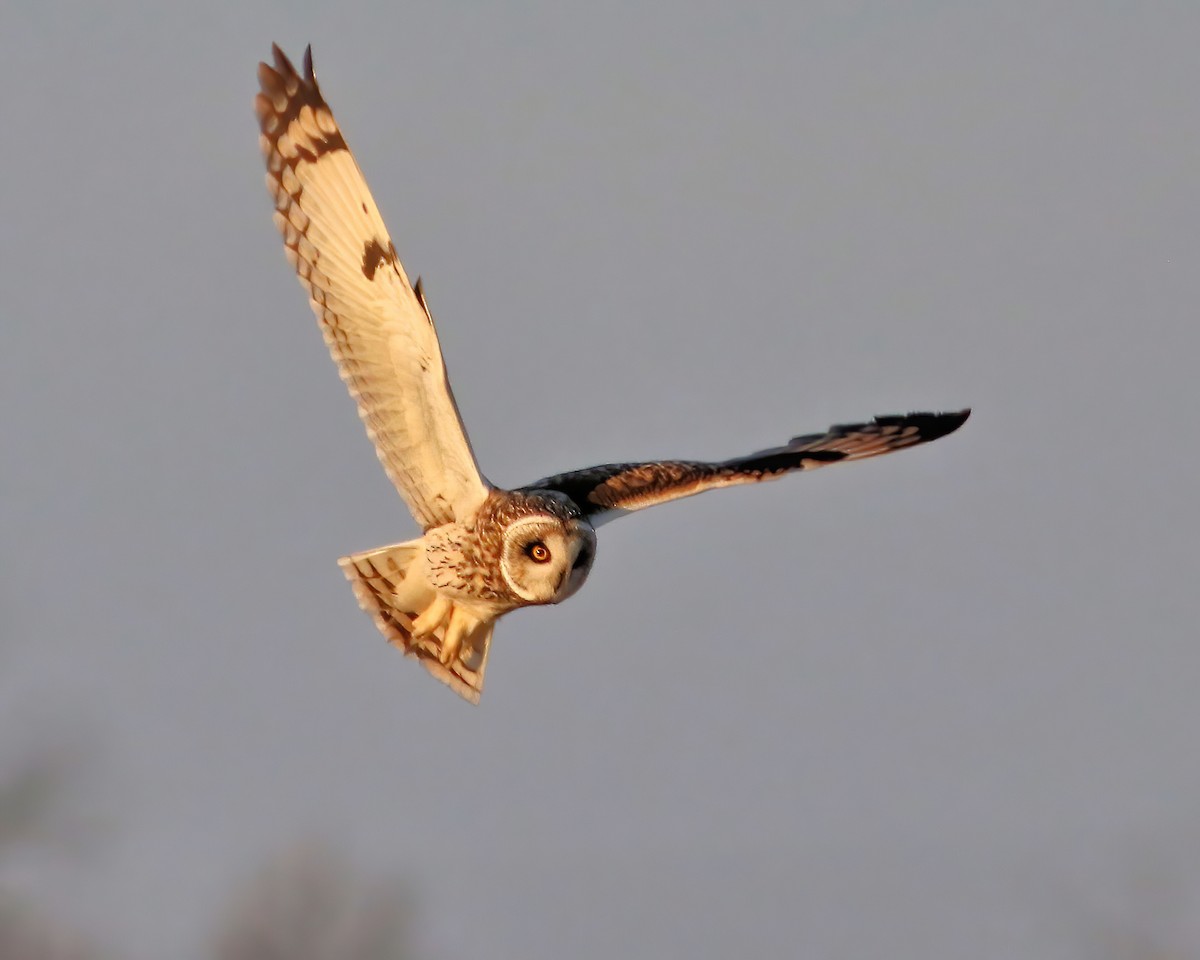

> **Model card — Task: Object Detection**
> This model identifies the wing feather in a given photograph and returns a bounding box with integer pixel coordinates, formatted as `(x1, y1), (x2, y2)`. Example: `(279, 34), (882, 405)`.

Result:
(522, 410), (970, 523)
(257, 45), (489, 530)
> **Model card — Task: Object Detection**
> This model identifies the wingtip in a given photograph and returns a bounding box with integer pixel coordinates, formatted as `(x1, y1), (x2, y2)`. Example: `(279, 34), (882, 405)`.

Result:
(913, 408), (971, 442)
(270, 43), (295, 77)
(263, 43), (316, 86)
(803, 409), (971, 447)
(949, 407), (971, 429)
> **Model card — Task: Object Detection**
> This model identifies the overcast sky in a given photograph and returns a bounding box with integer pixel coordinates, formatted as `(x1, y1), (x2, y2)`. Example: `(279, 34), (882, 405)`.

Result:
(4, 2), (1200, 957)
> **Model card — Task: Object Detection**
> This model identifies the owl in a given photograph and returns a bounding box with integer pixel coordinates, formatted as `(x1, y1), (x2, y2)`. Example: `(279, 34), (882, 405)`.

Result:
(256, 45), (969, 703)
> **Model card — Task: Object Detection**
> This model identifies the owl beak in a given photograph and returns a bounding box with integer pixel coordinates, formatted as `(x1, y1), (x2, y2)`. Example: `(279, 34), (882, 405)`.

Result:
(553, 531), (596, 602)
(554, 544), (585, 595)
(572, 541), (592, 571)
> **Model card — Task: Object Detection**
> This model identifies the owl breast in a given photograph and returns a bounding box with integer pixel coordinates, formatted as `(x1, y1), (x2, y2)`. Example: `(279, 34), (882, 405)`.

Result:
(423, 522), (513, 605)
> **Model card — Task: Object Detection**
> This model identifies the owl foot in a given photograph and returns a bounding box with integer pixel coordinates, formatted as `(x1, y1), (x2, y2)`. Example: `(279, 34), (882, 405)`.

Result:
(411, 594), (451, 641)
(410, 595), (474, 666)
(439, 607), (475, 667)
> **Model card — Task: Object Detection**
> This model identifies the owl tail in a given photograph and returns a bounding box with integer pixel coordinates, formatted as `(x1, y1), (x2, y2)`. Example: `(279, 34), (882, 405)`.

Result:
(338, 540), (494, 704)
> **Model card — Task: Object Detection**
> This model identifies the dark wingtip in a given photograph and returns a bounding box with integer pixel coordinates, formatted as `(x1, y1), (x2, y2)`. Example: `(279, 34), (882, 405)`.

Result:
(938, 408), (971, 437)
(895, 408), (971, 442)
(302, 44), (315, 81)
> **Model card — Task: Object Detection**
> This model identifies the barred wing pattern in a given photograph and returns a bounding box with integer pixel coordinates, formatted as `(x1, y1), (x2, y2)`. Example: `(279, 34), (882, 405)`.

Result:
(256, 45), (489, 530)
(523, 410), (970, 523)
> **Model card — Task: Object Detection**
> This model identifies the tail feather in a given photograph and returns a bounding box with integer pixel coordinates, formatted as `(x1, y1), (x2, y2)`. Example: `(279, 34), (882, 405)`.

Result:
(338, 540), (494, 704)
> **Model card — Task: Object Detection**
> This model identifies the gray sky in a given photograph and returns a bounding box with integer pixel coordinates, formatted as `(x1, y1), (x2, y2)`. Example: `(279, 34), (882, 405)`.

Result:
(4, 1), (1200, 957)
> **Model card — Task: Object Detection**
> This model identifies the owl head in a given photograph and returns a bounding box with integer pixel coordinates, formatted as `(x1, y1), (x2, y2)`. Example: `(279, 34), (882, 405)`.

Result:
(500, 512), (596, 605)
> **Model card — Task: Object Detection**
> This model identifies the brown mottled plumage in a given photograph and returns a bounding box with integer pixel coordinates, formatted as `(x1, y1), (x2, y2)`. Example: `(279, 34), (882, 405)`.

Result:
(257, 45), (969, 704)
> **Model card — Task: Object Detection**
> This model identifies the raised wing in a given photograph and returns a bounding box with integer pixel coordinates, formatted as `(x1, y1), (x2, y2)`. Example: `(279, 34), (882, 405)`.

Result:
(256, 45), (490, 530)
(522, 410), (969, 523)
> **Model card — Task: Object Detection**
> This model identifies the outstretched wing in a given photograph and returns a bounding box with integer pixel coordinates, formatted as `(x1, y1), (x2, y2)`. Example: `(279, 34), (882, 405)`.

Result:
(256, 45), (490, 530)
(522, 410), (969, 524)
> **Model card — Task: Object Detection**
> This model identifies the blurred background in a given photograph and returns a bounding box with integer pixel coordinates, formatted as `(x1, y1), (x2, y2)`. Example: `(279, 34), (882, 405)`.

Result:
(4, 1), (1199, 957)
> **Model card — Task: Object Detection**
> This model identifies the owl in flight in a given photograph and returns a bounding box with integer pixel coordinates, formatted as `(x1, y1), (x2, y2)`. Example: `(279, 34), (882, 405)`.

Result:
(256, 45), (969, 704)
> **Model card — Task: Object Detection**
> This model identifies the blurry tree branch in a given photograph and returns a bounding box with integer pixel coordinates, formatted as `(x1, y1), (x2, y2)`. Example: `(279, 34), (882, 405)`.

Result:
(0, 635), (428, 960)
(0, 750), (109, 960)
(0, 751), (70, 853)
(215, 844), (417, 960)
(0, 895), (109, 960)
(0, 744), (428, 960)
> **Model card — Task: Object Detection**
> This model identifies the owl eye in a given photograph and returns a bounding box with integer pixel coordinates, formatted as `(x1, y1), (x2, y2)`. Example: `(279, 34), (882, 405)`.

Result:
(526, 541), (551, 564)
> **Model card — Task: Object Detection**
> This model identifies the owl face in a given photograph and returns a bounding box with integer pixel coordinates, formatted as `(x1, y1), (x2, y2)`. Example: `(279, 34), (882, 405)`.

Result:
(499, 514), (596, 605)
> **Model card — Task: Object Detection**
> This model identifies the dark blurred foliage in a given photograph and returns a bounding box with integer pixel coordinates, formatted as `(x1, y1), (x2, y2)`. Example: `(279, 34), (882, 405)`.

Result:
(0, 751), (69, 855)
(4, 737), (1196, 959)
(214, 845), (416, 960)
(0, 894), (107, 960)
(0, 752), (419, 959)
(0, 752), (108, 960)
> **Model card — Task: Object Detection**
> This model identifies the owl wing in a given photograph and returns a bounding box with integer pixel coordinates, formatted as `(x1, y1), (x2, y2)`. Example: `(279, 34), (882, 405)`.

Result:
(522, 410), (969, 524)
(256, 45), (490, 530)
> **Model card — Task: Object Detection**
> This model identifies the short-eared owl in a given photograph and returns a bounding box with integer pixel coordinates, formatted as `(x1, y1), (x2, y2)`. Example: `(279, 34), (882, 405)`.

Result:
(256, 45), (969, 703)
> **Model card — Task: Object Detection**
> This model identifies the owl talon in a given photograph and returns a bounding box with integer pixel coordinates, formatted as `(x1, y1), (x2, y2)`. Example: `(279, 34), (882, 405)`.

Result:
(439, 628), (462, 665)
(411, 596), (470, 665)
(438, 606), (473, 665)
(411, 594), (451, 640)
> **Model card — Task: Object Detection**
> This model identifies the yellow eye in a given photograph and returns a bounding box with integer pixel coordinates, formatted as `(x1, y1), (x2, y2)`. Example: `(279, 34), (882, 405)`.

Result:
(527, 541), (551, 563)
